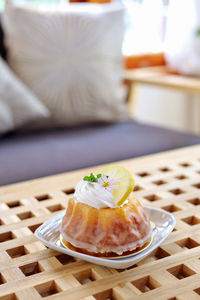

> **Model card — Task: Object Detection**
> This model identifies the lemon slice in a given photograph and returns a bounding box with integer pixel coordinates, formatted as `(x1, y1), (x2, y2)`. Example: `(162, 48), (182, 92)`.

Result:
(99, 165), (135, 206)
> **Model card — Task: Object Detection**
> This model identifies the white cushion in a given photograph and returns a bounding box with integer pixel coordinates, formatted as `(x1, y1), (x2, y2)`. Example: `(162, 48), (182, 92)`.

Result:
(0, 57), (49, 134)
(2, 1), (128, 127)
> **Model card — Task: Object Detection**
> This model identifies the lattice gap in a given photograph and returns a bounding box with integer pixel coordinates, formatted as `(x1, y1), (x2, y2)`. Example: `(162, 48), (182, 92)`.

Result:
(35, 280), (61, 297)
(167, 264), (196, 280)
(7, 200), (22, 208)
(20, 262), (43, 277)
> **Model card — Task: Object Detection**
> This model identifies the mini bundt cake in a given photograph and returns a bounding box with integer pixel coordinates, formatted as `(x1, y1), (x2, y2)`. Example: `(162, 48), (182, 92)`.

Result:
(61, 166), (152, 255)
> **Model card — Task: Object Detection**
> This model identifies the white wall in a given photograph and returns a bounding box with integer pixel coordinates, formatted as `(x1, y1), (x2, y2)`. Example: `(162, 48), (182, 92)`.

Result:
(132, 85), (200, 135)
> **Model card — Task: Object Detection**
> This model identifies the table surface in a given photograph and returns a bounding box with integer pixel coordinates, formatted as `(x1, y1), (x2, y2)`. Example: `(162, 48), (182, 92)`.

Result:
(1, 145), (200, 300)
(124, 66), (200, 94)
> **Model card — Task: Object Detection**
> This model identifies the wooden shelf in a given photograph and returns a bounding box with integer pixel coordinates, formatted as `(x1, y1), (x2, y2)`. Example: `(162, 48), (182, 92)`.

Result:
(124, 66), (200, 94)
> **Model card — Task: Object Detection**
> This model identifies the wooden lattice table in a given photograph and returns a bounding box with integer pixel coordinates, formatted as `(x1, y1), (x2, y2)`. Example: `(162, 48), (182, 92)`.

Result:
(1, 145), (200, 300)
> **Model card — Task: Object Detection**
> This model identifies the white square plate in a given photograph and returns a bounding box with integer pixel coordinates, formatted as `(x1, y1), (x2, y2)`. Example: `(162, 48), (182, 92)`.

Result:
(35, 207), (176, 269)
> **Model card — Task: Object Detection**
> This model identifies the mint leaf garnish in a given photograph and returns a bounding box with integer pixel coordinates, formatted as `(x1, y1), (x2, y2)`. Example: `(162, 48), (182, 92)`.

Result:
(83, 173), (102, 182)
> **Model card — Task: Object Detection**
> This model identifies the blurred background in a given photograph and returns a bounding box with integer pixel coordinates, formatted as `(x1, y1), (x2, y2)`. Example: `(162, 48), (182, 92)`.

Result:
(1, 0), (199, 134)
(1, 0), (200, 186)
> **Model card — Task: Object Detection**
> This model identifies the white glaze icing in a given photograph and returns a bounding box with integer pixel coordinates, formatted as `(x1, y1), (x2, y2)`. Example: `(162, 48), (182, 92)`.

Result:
(74, 180), (118, 209)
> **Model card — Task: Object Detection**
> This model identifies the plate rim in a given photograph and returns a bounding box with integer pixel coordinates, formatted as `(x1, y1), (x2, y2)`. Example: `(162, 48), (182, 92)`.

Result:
(35, 206), (176, 267)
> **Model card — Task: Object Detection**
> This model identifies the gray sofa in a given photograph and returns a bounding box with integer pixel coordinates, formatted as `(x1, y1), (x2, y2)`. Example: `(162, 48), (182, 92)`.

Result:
(1, 19), (200, 186)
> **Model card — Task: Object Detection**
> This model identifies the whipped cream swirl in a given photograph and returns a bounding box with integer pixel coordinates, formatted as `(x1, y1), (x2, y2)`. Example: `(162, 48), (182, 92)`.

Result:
(74, 180), (118, 209)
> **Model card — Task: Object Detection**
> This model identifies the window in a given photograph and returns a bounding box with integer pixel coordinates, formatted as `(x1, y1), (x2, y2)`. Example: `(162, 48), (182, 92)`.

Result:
(119, 0), (169, 55)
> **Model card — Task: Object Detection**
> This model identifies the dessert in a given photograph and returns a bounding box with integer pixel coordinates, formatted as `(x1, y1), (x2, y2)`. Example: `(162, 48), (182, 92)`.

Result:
(61, 165), (152, 256)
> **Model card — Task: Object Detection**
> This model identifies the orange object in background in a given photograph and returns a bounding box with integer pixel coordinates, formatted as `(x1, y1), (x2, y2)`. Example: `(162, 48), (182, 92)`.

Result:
(88, 0), (112, 2)
(124, 52), (166, 69)
(69, 0), (112, 2)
